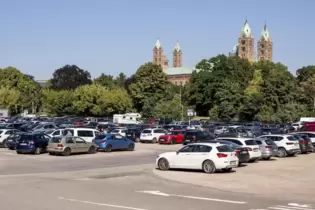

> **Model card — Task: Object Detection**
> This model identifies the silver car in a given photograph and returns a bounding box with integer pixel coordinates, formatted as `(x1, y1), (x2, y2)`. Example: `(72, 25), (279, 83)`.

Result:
(255, 138), (278, 160)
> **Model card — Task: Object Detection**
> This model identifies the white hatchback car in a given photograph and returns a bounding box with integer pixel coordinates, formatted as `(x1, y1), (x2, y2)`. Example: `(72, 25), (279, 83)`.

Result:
(140, 128), (168, 143)
(156, 143), (239, 173)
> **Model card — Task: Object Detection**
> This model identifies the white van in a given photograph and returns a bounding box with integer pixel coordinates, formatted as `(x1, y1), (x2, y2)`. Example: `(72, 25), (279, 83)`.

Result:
(62, 128), (101, 142)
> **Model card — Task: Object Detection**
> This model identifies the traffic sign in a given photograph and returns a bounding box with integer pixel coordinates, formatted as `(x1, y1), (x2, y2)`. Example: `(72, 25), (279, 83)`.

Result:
(187, 109), (194, 116)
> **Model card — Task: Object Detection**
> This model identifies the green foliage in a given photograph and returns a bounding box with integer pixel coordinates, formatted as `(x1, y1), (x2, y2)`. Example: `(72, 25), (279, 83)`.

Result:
(300, 74), (315, 111)
(42, 89), (75, 116)
(296, 65), (315, 84)
(0, 86), (20, 110)
(128, 62), (169, 117)
(153, 94), (183, 120)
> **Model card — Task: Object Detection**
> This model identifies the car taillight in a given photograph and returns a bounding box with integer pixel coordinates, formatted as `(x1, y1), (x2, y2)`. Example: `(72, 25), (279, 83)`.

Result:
(246, 147), (253, 151)
(192, 136), (196, 140)
(57, 144), (63, 147)
(217, 153), (228, 158)
(101, 140), (106, 143)
(286, 142), (294, 145)
(300, 140), (307, 144)
(265, 145), (272, 149)
(235, 149), (241, 155)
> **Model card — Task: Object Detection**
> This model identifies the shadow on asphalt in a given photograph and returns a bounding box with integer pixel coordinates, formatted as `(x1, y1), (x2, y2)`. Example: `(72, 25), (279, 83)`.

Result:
(157, 168), (237, 174)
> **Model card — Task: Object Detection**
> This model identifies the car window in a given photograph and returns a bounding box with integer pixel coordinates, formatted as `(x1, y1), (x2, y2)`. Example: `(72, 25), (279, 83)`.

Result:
(245, 140), (258, 145)
(94, 131), (101, 136)
(114, 135), (124, 140)
(53, 130), (60, 136)
(142, 130), (152, 134)
(305, 133), (315, 138)
(265, 139), (276, 145)
(179, 145), (195, 153)
(194, 145), (211, 152)
(50, 137), (62, 143)
(63, 129), (74, 136)
(222, 139), (243, 145)
(77, 130), (94, 137)
(111, 130), (119, 133)
(287, 136), (298, 141)
(255, 140), (262, 145)
(74, 137), (86, 143)
(43, 135), (51, 142)
(5, 130), (13, 135)
(217, 145), (234, 152)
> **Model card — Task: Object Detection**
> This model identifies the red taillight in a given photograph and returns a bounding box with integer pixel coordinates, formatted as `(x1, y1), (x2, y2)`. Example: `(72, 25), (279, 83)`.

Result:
(246, 147), (253, 151)
(300, 140), (307, 144)
(101, 140), (106, 143)
(57, 144), (63, 147)
(217, 153), (228, 158)
(286, 142), (294, 145)
(265, 145), (272, 149)
(235, 149), (241, 155)
(192, 136), (196, 140)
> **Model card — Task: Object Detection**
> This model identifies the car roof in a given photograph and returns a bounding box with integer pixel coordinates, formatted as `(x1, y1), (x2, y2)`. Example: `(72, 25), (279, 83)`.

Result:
(189, 142), (225, 146)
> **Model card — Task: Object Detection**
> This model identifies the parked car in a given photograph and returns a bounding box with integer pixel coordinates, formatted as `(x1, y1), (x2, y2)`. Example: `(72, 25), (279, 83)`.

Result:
(16, 133), (51, 154)
(258, 135), (301, 157)
(158, 130), (185, 144)
(44, 129), (64, 138)
(294, 132), (315, 147)
(47, 136), (97, 156)
(254, 138), (278, 160)
(93, 134), (135, 152)
(5, 132), (26, 150)
(140, 128), (168, 143)
(0, 129), (19, 147)
(110, 128), (128, 137)
(210, 140), (250, 166)
(125, 128), (142, 142)
(290, 133), (314, 153)
(62, 128), (101, 142)
(216, 137), (262, 162)
(182, 130), (215, 145)
(156, 143), (238, 173)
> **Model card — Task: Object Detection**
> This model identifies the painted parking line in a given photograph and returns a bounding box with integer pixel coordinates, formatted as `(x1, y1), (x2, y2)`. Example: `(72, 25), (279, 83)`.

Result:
(250, 203), (314, 210)
(58, 197), (148, 210)
(136, 190), (247, 204)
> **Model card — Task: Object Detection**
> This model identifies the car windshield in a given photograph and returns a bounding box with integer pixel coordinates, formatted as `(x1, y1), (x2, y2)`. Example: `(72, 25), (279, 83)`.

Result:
(142, 130), (151, 134)
(49, 137), (62, 143)
(217, 145), (234, 152)
(34, 124), (44, 129)
(287, 136), (298, 141)
(18, 134), (33, 141)
(245, 140), (258, 145)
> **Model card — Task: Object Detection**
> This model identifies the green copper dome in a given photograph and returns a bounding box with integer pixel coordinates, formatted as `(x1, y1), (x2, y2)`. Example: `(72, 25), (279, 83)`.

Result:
(260, 24), (271, 41)
(240, 20), (252, 38)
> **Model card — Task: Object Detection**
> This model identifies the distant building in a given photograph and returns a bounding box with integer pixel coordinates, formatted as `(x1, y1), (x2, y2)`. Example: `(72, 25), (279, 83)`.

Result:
(36, 80), (48, 88)
(152, 39), (196, 85)
(257, 24), (273, 61)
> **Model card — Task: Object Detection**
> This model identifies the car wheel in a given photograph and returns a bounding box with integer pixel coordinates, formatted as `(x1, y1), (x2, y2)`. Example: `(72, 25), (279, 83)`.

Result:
(8, 147), (14, 150)
(158, 158), (170, 171)
(49, 152), (55, 156)
(152, 138), (157, 143)
(277, 148), (287, 158)
(263, 157), (271, 160)
(105, 145), (112, 152)
(34, 147), (41, 155)
(16, 151), (22, 154)
(202, 160), (216, 173)
(88, 146), (96, 154)
(63, 148), (71, 156)
(222, 168), (232, 172)
(128, 144), (134, 151)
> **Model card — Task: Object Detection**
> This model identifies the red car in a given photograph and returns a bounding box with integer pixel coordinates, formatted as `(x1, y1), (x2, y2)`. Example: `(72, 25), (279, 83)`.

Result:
(158, 130), (185, 144)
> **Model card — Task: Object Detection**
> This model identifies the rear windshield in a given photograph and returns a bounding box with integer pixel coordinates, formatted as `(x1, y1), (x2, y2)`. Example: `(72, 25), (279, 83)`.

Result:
(287, 136), (298, 141)
(217, 145), (234, 152)
(0, 131), (3, 134)
(265, 139), (276, 145)
(245, 140), (258, 145)
(49, 137), (61, 143)
(19, 134), (33, 141)
(142, 130), (152, 134)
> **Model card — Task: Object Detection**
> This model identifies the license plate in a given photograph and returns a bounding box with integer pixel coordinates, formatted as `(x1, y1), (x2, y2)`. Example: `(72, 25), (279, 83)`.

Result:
(8, 140), (13, 142)
(160, 139), (164, 141)
(230, 161), (237, 165)
(240, 151), (247, 154)
(254, 148), (259, 152)
(20, 143), (27, 145)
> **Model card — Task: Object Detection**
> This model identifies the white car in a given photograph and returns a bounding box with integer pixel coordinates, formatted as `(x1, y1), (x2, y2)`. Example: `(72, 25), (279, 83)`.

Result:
(217, 137), (262, 162)
(45, 129), (64, 138)
(156, 143), (239, 173)
(0, 129), (19, 146)
(258, 134), (301, 157)
(140, 128), (168, 143)
(110, 129), (128, 137)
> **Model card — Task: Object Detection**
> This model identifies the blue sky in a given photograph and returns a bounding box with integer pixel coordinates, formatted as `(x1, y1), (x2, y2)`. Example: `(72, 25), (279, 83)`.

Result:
(1, 0), (314, 80)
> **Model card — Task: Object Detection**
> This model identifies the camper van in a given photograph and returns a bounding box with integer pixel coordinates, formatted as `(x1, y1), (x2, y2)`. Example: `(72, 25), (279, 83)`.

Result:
(113, 113), (141, 125)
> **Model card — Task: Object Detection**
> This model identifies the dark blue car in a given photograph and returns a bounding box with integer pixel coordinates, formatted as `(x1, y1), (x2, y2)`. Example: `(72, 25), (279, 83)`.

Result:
(93, 134), (135, 152)
(16, 133), (51, 154)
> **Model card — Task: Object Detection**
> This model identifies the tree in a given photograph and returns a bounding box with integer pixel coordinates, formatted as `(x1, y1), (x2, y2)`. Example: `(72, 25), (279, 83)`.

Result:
(94, 73), (117, 89)
(115, 72), (127, 88)
(42, 89), (75, 116)
(300, 74), (315, 111)
(153, 94), (183, 120)
(50, 65), (92, 90)
(128, 62), (169, 117)
(0, 86), (20, 112)
(296, 65), (315, 84)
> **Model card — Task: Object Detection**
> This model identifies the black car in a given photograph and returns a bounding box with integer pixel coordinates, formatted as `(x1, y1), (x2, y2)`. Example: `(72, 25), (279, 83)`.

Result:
(291, 133), (314, 153)
(125, 128), (142, 142)
(183, 130), (215, 145)
(210, 140), (250, 166)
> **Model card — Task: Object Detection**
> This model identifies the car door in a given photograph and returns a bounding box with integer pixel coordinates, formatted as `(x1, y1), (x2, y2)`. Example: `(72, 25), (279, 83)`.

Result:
(171, 145), (196, 168)
(113, 134), (128, 149)
(74, 137), (88, 153)
(65, 137), (78, 153)
(190, 145), (212, 169)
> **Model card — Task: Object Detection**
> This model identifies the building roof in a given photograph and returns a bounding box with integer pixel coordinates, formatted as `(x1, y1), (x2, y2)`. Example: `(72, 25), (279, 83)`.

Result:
(240, 20), (253, 38)
(260, 24), (271, 41)
(164, 66), (197, 76)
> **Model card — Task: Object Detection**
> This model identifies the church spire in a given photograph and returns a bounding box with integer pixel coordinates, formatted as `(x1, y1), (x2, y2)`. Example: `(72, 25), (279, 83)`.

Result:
(260, 23), (271, 41)
(174, 41), (181, 52)
(155, 38), (162, 49)
(240, 19), (252, 38)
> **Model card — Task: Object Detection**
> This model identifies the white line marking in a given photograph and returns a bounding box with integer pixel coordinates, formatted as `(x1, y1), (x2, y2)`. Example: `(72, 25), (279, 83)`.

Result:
(136, 190), (246, 204)
(275, 206), (314, 210)
(288, 203), (312, 208)
(58, 197), (148, 210)
(3, 152), (15, 155)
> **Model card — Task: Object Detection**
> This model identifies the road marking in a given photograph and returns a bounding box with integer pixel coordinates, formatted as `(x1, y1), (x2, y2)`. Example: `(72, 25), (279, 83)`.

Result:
(250, 203), (314, 210)
(136, 190), (246, 204)
(58, 197), (148, 210)
(288, 203), (313, 208)
(274, 206), (314, 210)
(3, 152), (15, 155)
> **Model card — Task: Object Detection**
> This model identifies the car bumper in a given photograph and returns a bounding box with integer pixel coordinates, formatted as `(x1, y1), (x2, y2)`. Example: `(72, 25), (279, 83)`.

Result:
(287, 149), (301, 155)
(261, 150), (278, 158)
(159, 139), (171, 144)
(216, 160), (239, 169)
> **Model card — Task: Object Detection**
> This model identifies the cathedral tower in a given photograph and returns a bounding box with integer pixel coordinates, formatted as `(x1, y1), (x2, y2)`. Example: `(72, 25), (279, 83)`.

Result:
(257, 24), (272, 61)
(153, 39), (168, 69)
(173, 41), (182, 67)
(238, 20), (255, 62)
